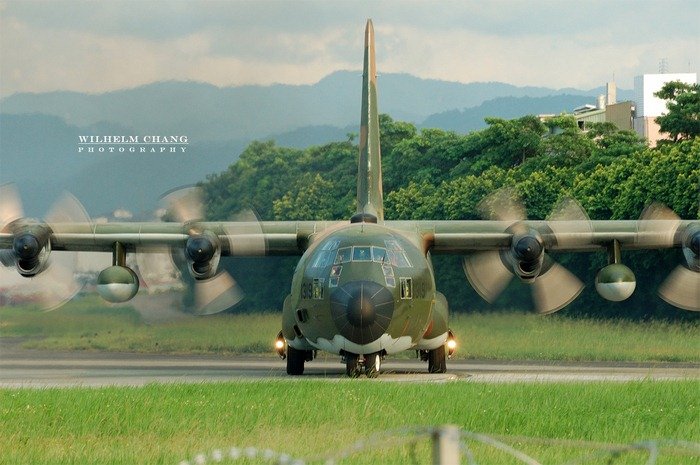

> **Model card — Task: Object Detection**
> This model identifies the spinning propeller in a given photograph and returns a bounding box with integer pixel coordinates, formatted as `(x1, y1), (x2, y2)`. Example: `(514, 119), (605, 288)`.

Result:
(0, 183), (89, 311)
(463, 189), (588, 314)
(639, 203), (700, 311)
(136, 186), (265, 315)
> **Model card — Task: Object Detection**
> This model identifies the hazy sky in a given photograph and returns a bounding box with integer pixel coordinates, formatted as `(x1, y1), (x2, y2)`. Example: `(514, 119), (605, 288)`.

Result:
(1, 0), (698, 97)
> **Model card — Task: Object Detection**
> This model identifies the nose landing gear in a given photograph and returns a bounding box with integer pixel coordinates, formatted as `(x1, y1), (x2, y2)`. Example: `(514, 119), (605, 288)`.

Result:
(343, 352), (383, 378)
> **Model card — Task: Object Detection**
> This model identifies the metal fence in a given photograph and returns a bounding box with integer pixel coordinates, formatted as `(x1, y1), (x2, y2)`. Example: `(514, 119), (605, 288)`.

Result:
(177, 425), (700, 465)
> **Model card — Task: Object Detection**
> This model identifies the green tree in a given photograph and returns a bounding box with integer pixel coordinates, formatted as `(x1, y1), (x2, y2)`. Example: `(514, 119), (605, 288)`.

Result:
(453, 116), (546, 176)
(273, 173), (337, 220)
(197, 111), (698, 319)
(654, 81), (700, 142)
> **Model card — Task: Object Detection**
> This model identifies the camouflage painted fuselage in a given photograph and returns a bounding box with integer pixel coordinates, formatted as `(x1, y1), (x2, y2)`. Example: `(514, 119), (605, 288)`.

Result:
(282, 222), (449, 356)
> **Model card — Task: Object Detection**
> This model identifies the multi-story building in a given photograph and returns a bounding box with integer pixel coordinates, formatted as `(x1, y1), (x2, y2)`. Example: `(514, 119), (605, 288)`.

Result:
(633, 73), (697, 146)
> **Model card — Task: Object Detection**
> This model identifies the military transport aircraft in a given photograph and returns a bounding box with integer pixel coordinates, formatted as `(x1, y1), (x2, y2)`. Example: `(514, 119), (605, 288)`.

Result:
(1, 20), (698, 377)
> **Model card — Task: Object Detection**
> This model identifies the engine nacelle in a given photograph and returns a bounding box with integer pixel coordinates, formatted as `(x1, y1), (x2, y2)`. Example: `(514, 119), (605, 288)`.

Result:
(503, 231), (545, 282)
(11, 226), (52, 277)
(595, 264), (636, 301)
(97, 265), (140, 303)
(681, 225), (700, 271)
(185, 231), (221, 280)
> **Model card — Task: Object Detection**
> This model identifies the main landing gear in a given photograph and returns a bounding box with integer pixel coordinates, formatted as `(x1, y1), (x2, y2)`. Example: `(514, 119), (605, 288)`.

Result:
(420, 330), (456, 374)
(286, 346), (314, 375)
(419, 346), (447, 373)
(344, 352), (383, 378)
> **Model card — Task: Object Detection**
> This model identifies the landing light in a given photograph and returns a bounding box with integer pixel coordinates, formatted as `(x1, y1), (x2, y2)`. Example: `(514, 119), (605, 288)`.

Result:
(274, 331), (287, 359)
(446, 330), (457, 358)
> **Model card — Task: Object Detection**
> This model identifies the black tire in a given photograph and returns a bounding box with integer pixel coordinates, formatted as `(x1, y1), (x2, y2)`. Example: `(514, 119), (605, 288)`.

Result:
(365, 352), (381, 378)
(286, 346), (305, 375)
(345, 353), (362, 378)
(428, 345), (447, 373)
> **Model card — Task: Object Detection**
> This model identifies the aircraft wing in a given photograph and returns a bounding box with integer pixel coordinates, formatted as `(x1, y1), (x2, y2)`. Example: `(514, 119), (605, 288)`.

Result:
(403, 219), (690, 253)
(0, 206), (344, 314)
(0, 221), (341, 255)
(390, 217), (699, 313)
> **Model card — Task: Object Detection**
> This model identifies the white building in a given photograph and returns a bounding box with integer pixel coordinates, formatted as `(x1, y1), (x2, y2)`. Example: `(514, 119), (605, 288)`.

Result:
(633, 73), (697, 146)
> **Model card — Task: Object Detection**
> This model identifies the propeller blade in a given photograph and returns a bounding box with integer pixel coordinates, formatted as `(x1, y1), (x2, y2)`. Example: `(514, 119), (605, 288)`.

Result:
(39, 191), (91, 310)
(0, 183), (24, 230)
(477, 187), (525, 222)
(150, 187), (250, 316)
(161, 186), (204, 223)
(194, 272), (244, 315)
(638, 203), (681, 247)
(546, 197), (593, 248)
(462, 251), (513, 303)
(532, 260), (584, 314)
(659, 265), (700, 311)
(45, 192), (92, 234)
(37, 255), (82, 311)
(223, 209), (267, 256)
(135, 246), (181, 290)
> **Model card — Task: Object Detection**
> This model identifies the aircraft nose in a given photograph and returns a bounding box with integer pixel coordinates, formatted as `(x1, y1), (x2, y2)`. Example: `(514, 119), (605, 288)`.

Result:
(347, 289), (377, 327)
(331, 280), (394, 345)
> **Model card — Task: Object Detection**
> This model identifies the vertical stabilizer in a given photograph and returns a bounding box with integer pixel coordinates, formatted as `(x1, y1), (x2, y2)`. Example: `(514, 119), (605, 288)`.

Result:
(355, 19), (384, 222)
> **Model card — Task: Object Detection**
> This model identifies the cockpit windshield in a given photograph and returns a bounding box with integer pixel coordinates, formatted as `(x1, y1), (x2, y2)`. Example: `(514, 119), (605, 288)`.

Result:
(330, 243), (411, 268)
(310, 237), (412, 269)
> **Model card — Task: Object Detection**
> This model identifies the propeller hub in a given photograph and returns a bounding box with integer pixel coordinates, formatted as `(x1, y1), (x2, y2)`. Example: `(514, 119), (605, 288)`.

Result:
(186, 236), (215, 263)
(514, 235), (542, 262)
(13, 234), (41, 259)
(690, 231), (700, 256)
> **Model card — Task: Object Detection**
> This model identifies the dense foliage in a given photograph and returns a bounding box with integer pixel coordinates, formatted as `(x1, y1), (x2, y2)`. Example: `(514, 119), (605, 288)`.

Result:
(200, 104), (699, 319)
(654, 81), (700, 142)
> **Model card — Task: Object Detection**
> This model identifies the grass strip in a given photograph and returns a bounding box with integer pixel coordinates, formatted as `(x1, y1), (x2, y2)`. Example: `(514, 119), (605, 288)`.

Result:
(1, 380), (698, 465)
(2, 297), (698, 362)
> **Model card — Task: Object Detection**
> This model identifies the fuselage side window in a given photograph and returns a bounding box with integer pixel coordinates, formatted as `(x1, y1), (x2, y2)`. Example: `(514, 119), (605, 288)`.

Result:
(312, 278), (325, 299)
(400, 277), (413, 299)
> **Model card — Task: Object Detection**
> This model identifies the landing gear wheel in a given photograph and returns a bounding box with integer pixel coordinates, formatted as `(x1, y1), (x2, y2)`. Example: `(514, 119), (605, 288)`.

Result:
(365, 352), (382, 378)
(428, 345), (447, 373)
(286, 346), (306, 375)
(345, 353), (362, 378)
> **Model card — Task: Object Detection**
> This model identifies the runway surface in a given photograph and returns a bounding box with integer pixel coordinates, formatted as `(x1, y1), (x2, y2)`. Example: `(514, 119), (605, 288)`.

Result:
(1, 347), (698, 387)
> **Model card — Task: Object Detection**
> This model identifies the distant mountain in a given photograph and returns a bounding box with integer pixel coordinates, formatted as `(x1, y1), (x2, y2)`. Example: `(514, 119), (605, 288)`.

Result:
(421, 94), (620, 133)
(1, 72), (630, 141)
(0, 113), (246, 216)
(0, 72), (632, 215)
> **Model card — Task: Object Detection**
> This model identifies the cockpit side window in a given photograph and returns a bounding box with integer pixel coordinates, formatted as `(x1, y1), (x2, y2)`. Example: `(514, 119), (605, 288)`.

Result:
(383, 239), (412, 267)
(385, 239), (403, 251)
(387, 250), (411, 268)
(311, 250), (333, 268)
(372, 247), (387, 263)
(334, 247), (352, 264)
(322, 239), (341, 251)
